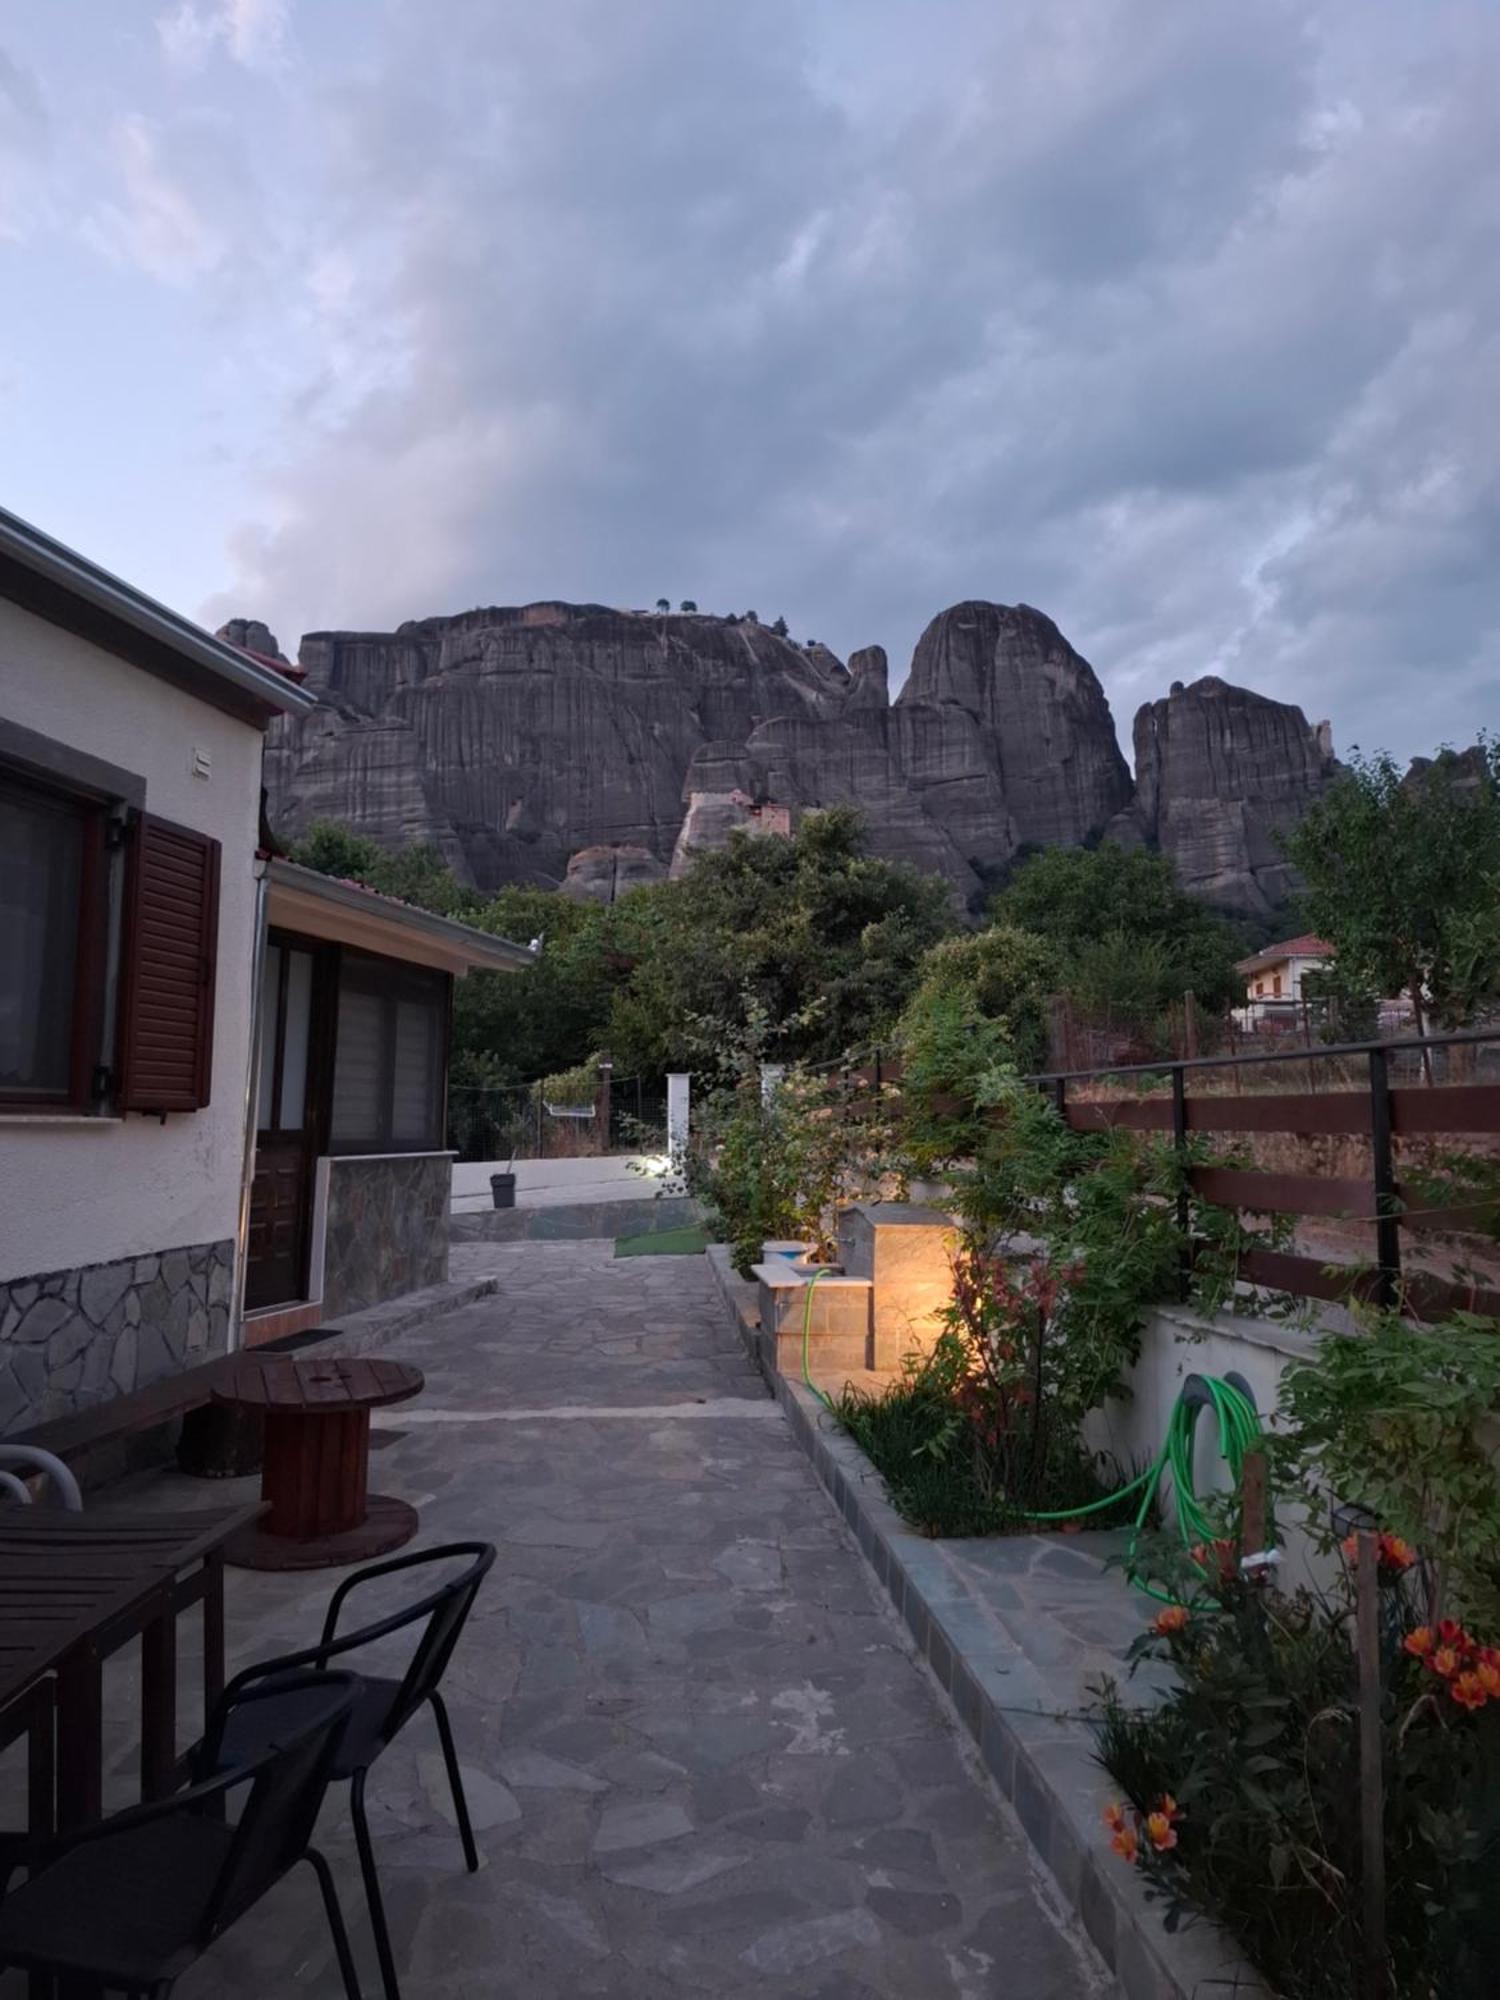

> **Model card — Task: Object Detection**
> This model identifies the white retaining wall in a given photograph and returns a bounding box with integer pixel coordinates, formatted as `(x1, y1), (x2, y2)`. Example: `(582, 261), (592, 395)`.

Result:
(1083, 1303), (1334, 1593)
(450, 1155), (664, 1212)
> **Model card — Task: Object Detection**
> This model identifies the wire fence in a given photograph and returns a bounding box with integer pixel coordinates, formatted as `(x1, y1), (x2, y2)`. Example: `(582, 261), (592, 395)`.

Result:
(447, 1073), (668, 1163)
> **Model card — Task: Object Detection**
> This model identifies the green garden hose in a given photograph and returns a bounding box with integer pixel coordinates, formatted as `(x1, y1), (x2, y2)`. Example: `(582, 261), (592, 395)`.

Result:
(799, 1268), (1268, 1599)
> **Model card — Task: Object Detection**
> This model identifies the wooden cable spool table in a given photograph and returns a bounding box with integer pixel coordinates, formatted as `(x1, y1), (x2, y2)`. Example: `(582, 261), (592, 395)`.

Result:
(212, 1356), (424, 1570)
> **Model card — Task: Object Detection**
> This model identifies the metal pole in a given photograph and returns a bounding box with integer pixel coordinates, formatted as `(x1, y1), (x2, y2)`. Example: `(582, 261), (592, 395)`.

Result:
(1172, 1065), (1191, 1298)
(1368, 1047), (1401, 1309)
(1356, 1531), (1389, 1998)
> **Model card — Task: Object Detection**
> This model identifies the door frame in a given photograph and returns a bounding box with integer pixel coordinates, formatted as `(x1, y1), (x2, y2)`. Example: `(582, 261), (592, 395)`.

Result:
(246, 930), (338, 1310)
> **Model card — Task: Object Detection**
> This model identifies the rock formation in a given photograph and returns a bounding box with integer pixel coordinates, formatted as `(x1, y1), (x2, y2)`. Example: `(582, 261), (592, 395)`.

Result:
(1110, 677), (1337, 919)
(249, 599), (1336, 924)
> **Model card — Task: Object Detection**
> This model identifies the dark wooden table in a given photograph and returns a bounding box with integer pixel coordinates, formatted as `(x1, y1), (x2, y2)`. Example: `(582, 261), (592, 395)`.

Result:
(213, 1356), (424, 1570)
(0, 1502), (261, 1833)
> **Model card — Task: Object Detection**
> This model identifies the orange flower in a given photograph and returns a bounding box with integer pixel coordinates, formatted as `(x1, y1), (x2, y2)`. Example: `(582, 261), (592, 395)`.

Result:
(1379, 1534), (1417, 1572)
(1432, 1647), (1462, 1680)
(1437, 1619), (1471, 1652)
(1477, 1659), (1500, 1700)
(1403, 1626), (1434, 1659)
(1145, 1811), (1178, 1852)
(1451, 1671), (1488, 1713)
(1102, 1803), (1129, 1836)
(1157, 1794), (1183, 1824)
(1110, 1824), (1140, 1864)
(1154, 1605), (1190, 1637)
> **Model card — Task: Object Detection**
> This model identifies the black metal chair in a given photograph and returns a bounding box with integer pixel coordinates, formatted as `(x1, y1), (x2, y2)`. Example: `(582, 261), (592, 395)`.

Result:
(198, 1541), (496, 2000)
(0, 1668), (361, 1998)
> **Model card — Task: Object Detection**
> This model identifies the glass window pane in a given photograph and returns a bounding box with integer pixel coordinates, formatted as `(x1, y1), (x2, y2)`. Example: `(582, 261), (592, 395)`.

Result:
(390, 997), (438, 1144)
(330, 984), (384, 1146)
(0, 788), (83, 1095)
(278, 950), (313, 1129)
(256, 944), (282, 1130)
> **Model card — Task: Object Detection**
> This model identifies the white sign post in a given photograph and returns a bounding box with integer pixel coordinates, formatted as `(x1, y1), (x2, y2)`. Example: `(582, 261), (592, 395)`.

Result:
(666, 1072), (691, 1172)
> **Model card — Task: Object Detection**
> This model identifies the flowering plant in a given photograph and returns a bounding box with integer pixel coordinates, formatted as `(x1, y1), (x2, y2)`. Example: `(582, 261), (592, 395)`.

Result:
(1095, 1536), (1500, 1997)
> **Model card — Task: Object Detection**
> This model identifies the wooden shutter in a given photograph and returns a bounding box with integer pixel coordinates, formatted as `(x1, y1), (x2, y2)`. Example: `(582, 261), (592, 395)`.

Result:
(118, 813), (221, 1113)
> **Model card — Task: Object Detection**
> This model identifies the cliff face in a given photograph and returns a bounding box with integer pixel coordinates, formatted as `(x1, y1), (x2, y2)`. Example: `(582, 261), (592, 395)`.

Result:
(252, 600), (1334, 922)
(1117, 677), (1337, 918)
(263, 607), (849, 889)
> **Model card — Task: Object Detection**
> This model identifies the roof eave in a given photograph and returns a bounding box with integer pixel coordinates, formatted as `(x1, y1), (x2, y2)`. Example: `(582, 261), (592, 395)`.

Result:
(265, 858), (535, 974)
(0, 507), (316, 724)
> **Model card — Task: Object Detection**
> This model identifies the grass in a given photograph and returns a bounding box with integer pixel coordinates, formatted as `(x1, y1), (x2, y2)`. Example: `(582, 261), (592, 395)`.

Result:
(613, 1225), (710, 1257)
(832, 1372), (1138, 1538)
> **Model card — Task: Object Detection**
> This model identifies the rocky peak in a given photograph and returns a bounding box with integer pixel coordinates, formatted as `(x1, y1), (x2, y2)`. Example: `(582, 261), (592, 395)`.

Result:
(216, 617), (294, 669)
(1124, 676), (1338, 917)
(899, 601), (1132, 850)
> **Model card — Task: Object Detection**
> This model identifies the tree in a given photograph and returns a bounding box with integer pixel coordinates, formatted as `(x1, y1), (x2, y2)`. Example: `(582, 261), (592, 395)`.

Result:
(655, 597), (670, 614)
(451, 888), (641, 1087)
(1286, 743), (1500, 1037)
(287, 820), (381, 882)
(771, 615), (789, 638)
(744, 609), (759, 624)
(991, 844), (1241, 1020)
(604, 806), (954, 1081)
(288, 821), (477, 918)
(680, 599), (697, 613)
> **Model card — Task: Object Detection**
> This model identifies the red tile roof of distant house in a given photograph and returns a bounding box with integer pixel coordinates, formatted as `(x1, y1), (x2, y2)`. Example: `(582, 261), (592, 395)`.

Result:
(237, 644), (307, 683)
(1235, 934), (1334, 976)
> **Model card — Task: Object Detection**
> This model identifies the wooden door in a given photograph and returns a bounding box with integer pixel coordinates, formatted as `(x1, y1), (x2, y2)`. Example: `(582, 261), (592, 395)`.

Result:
(245, 938), (319, 1311)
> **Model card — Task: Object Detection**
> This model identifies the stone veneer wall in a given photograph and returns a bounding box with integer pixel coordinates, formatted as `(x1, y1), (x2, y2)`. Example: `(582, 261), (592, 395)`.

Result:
(0, 1238), (234, 1436)
(322, 1152), (452, 1319)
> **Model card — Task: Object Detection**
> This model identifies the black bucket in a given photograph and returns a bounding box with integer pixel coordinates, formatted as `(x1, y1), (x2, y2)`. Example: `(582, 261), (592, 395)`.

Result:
(491, 1172), (517, 1209)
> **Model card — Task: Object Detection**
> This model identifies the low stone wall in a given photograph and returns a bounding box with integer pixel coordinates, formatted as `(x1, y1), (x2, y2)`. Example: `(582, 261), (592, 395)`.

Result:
(0, 1238), (234, 1435)
(322, 1152), (452, 1318)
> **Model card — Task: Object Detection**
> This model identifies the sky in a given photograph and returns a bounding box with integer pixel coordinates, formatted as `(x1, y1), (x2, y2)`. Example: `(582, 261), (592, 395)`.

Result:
(2, 0), (1499, 766)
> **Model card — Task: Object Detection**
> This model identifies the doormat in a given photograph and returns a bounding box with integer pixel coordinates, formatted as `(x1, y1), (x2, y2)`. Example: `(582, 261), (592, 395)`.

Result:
(614, 1226), (710, 1258)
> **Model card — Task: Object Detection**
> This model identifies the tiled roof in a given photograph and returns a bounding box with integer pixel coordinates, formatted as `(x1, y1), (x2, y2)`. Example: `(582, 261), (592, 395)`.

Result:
(1235, 934), (1334, 974)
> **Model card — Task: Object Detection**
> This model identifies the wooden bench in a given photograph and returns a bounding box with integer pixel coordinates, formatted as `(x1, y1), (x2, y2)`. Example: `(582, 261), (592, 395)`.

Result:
(14, 1327), (343, 1487)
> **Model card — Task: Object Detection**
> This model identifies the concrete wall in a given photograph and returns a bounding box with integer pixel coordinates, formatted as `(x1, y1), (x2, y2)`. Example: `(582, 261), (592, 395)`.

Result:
(450, 1155), (662, 1212)
(1083, 1304), (1331, 1592)
(0, 600), (263, 1284)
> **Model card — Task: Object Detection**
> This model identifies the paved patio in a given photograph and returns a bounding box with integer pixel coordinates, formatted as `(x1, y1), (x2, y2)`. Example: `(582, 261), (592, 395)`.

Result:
(3, 1241), (1111, 1998)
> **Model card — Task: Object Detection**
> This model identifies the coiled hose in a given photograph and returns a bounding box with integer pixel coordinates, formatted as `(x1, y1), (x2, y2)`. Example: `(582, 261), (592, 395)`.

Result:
(801, 1268), (1267, 1599)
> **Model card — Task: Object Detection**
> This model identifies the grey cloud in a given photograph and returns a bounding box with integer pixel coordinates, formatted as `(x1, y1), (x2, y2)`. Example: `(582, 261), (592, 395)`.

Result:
(196, 0), (1500, 764)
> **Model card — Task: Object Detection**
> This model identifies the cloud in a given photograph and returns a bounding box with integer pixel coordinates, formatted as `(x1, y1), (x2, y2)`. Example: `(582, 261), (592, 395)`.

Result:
(156, 0), (1500, 761)
(0, 45), (50, 241)
(82, 113), (229, 282)
(157, 0), (292, 75)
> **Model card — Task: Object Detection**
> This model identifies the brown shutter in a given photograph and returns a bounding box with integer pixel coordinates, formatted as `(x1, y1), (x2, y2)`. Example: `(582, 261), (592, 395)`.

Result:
(117, 813), (222, 1113)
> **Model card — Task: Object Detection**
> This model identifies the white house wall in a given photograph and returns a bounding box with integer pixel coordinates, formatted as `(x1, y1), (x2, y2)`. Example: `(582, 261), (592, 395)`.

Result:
(0, 601), (264, 1431)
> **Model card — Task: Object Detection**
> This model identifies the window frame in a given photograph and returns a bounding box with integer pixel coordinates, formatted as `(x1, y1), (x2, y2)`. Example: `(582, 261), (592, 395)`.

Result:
(326, 946), (452, 1157)
(0, 767), (111, 1114)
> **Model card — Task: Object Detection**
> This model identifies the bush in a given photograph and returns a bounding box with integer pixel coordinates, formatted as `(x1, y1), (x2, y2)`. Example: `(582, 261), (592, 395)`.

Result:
(1095, 1540), (1500, 1998)
(698, 1069), (890, 1277)
(834, 1251), (1137, 1536)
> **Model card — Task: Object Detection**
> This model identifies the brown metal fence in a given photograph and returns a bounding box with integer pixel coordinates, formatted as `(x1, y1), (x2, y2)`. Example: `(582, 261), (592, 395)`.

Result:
(835, 1032), (1500, 1323)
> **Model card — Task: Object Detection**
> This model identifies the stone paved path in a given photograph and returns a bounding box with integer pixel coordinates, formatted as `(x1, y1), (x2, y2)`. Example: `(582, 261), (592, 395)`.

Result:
(35, 1242), (1112, 1998)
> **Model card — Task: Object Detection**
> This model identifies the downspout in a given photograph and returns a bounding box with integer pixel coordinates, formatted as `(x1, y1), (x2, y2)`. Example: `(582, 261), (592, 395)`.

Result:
(230, 856), (271, 1354)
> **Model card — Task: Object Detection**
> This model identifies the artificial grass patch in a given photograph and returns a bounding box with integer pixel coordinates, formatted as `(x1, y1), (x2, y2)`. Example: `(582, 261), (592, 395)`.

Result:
(613, 1225), (710, 1258)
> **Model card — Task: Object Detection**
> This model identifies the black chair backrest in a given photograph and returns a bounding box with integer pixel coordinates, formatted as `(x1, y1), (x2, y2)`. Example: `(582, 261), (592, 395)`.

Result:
(379, 1543), (495, 1739)
(199, 1669), (357, 1940)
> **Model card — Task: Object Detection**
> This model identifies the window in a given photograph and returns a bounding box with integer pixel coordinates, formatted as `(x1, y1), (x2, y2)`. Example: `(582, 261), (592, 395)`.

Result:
(0, 773), (106, 1108)
(1272, 974), (1283, 998)
(256, 941), (316, 1134)
(328, 950), (449, 1153)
